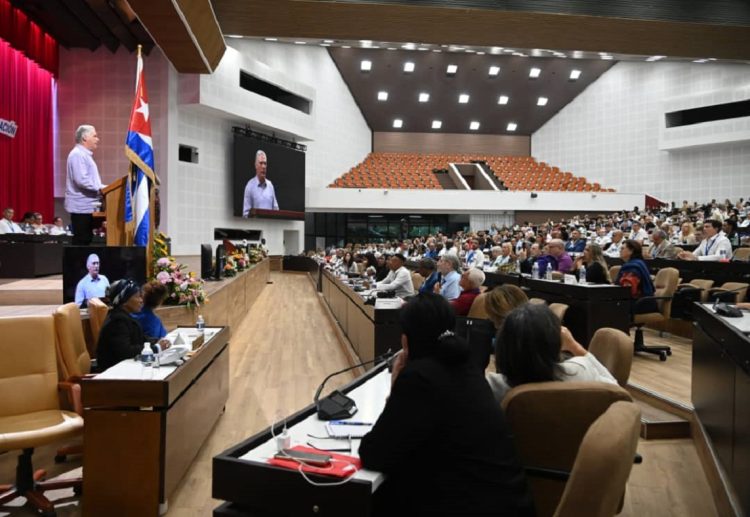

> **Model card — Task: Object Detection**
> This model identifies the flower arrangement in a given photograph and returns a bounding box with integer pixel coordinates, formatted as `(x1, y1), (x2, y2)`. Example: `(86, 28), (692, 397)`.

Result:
(153, 256), (209, 307)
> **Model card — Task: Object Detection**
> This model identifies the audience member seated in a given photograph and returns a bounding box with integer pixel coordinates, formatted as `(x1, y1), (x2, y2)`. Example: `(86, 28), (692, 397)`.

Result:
(49, 216), (68, 235)
(359, 293), (534, 517)
(594, 227), (611, 247)
(615, 240), (658, 313)
(647, 229), (679, 259)
(547, 238), (574, 273)
(97, 279), (170, 371)
(30, 212), (46, 234)
(603, 230), (625, 258)
(464, 238), (485, 269)
(564, 228), (586, 253)
(517, 243), (541, 274)
(372, 254), (389, 281)
(724, 219), (740, 247)
(436, 254), (461, 301)
(573, 243), (611, 284)
(74, 253), (110, 307)
(416, 258), (439, 294)
(628, 221), (648, 243)
(678, 219), (732, 261)
(0, 207), (22, 233)
(674, 222), (697, 245)
(489, 242), (515, 271)
(341, 251), (359, 274)
(132, 281), (169, 339)
(486, 304), (617, 403)
(451, 268), (486, 316)
(485, 284), (529, 329)
(376, 254), (414, 298)
(20, 211), (35, 232)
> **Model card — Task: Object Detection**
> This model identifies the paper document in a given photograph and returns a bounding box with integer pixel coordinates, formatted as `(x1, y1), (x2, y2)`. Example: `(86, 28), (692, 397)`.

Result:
(325, 422), (373, 438)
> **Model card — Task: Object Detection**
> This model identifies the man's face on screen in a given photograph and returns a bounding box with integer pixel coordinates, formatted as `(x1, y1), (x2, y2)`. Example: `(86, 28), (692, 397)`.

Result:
(255, 154), (268, 182)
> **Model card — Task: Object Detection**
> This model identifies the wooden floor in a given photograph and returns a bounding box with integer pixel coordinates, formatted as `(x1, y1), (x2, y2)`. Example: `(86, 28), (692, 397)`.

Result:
(629, 329), (693, 407)
(0, 273), (717, 516)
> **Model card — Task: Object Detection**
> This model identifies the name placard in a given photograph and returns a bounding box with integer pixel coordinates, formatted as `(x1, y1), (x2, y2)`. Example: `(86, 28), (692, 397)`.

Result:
(0, 118), (17, 138)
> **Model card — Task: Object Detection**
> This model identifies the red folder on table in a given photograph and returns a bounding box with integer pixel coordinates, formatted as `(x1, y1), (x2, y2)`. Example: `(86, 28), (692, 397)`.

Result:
(268, 445), (362, 478)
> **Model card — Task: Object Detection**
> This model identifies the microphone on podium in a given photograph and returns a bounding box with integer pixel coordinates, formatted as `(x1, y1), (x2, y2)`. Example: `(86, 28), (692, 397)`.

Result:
(313, 349), (395, 421)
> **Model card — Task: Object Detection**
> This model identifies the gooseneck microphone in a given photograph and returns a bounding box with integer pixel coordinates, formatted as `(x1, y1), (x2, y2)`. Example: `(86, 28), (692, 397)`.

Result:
(313, 349), (394, 420)
(711, 284), (747, 318)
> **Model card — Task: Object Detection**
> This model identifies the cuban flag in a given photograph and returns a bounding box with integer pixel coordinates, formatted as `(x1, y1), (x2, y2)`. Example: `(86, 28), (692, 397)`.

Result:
(125, 48), (155, 247)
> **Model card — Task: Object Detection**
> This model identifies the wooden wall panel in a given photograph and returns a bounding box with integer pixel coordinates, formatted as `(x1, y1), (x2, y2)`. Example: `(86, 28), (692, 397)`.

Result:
(373, 132), (530, 156)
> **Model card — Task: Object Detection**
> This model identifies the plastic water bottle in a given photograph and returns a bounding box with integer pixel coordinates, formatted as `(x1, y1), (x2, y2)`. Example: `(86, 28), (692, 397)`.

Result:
(531, 261), (540, 279)
(545, 263), (553, 280)
(140, 342), (154, 365)
(196, 314), (205, 333)
(579, 265), (587, 284)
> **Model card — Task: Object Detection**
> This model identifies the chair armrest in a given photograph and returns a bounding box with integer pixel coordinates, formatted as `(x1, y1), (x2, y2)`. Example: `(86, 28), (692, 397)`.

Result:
(677, 284), (704, 291)
(67, 373), (97, 383)
(523, 465), (571, 482)
(58, 381), (83, 416)
(632, 294), (673, 309)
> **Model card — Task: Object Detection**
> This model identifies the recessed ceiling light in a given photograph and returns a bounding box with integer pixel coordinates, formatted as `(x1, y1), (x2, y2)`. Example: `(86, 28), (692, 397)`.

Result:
(342, 45), (351, 49)
(433, 49), (442, 53)
(226, 34), (243, 39)
(360, 40), (372, 47)
(693, 58), (709, 63)
(387, 47), (397, 51)
(402, 42), (416, 50)
(432, 120), (442, 129)
(419, 92), (430, 103)
(504, 48), (515, 53)
(489, 66), (501, 76)
(529, 67), (541, 78)
(264, 37), (278, 41)
(360, 60), (372, 71)
(393, 118), (403, 129)
(418, 47), (429, 51)
(458, 93), (470, 104)
(572, 50), (584, 59)
(323, 39), (334, 44)
(498, 95), (509, 105)
(537, 96), (548, 106)
(464, 49), (475, 53)
(320, 44), (330, 47)
(507, 122), (518, 132)
(446, 64), (458, 75)
(601, 55), (614, 60)
(569, 69), (582, 80)
(491, 46), (503, 54)
(403, 61), (415, 72)
(646, 55), (666, 62)
(377, 91), (388, 101)
(469, 121), (480, 131)
(477, 51), (486, 55)
(294, 41), (307, 45)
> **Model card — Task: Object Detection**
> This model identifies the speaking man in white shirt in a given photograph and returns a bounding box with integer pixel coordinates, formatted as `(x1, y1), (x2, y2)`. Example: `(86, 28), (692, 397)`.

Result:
(376, 253), (414, 298)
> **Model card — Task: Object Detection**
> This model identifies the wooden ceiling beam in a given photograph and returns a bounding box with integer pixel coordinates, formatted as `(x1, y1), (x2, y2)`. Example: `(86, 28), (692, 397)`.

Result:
(11, 0), (100, 49)
(64, 0), (120, 52)
(127, 0), (226, 73)
(213, 0), (750, 62)
(84, 0), (139, 52)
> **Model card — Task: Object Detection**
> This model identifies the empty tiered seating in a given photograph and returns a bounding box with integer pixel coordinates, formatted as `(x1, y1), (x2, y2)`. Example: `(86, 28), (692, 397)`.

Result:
(328, 153), (614, 192)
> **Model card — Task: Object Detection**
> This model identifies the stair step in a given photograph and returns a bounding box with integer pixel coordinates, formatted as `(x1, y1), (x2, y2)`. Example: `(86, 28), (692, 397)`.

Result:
(636, 399), (691, 440)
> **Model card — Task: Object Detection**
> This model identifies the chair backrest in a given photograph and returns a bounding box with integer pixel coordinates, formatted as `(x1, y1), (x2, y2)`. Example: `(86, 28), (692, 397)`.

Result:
(718, 282), (749, 304)
(608, 265), (621, 281)
(732, 247), (750, 261)
(652, 267), (679, 316)
(411, 272), (425, 292)
(53, 303), (92, 380)
(467, 292), (489, 319)
(529, 297), (547, 305)
(687, 279), (714, 303)
(0, 315), (60, 418)
(548, 303), (569, 322)
(554, 401), (641, 517)
(501, 381), (632, 517)
(87, 297), (109, 353)
(588, 328), (633, 385)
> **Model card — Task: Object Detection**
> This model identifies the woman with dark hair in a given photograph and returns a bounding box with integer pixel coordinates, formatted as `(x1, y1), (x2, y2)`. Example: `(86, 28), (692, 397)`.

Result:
(615, 239), (657, 313)
(341, 251), (358, 274)
(132, 281), (169, 339)
(359, 293), (533, 517)
(487, 304), (616, 402)
(573, 243), (611, 284)
(97, 279), (170, 371)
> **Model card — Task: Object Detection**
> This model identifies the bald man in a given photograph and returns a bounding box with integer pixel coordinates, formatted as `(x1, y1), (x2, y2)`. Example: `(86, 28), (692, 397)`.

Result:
(74, 253), (110, 306)
(243, 150), (279, 216)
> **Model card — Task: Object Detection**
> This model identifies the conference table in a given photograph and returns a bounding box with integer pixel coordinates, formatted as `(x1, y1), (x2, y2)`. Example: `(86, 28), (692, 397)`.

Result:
(692, 303), (750, 515)
(213, 361), (390, 516)
(81, 326), (231, 516)
(320, 270), (402, 363)
(484, 272), (632, 346)
(0, 233), (70, 277)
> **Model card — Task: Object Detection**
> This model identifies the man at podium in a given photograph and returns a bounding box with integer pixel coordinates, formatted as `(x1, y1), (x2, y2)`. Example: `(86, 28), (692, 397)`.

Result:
(242, 150), (279, 216)
(65, 125), (105, 245)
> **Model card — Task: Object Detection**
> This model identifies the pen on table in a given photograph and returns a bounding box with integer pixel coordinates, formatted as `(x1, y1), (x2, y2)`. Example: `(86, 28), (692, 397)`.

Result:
(330, 421), (373, 426)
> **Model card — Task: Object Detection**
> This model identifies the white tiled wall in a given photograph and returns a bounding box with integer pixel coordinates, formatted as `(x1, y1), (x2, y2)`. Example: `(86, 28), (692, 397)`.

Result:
(532, 61), (750, 204)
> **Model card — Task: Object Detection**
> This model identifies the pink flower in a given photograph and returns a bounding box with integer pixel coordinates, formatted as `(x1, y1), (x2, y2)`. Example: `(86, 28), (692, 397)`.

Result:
(156, 271), (170, 284)
(157, 258), (170, 267)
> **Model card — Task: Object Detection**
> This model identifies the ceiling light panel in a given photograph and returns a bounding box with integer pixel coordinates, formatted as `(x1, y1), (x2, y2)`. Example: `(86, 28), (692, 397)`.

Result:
(537, 97), (548, 106)
(418, 92), (430, 103)
(403, 61), (415, 72)
(498, 95), (509, 105)
(458, 93), (470, 104)
(446, 64), (458, 75)
(569, 69), (582, 80)
(529, 67), (541, 78)
(469, 121), (480, 130)
(431, 120), (442, 129)
(507, 122), (518, 131)
(360, 60), (372, 71)
(488, 66), (500, 76)
(393, 119), (403, 128)
(377, 91), (388, 101)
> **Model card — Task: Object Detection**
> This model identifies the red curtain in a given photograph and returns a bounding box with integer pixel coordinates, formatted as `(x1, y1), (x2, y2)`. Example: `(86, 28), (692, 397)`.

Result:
(0, 38), (54, 221)
(0, 0), (58, 76)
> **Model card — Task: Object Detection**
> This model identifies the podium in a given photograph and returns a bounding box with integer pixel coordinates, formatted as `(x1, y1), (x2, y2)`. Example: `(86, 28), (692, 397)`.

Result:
(99, 174), (157, 273)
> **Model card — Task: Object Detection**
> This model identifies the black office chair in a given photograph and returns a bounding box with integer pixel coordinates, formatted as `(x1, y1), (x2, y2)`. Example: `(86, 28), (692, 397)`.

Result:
(629, 267), (679, 361)
(454, 316), (495, 370)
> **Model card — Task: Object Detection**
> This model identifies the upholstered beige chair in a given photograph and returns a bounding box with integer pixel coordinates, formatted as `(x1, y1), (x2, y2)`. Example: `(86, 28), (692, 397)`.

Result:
(708, 281), (749, 304)
(466, 292), (489, 319)
(0, 315), (84, 514)
(631, 267), (679, 361)
(676, 278), (714, 303)
(553, 401), (641, 517)
(87, 297), (109, 355)
(410, 271), (425, 292)
(549, 303), (569, 322)
(502, 381), (632, 517)
(588, 327), (634, 386)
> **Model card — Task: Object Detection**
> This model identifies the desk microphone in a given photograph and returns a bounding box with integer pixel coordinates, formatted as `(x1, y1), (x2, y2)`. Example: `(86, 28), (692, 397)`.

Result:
(313, 349), (394, 421)
(711, 285), (746, 318)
